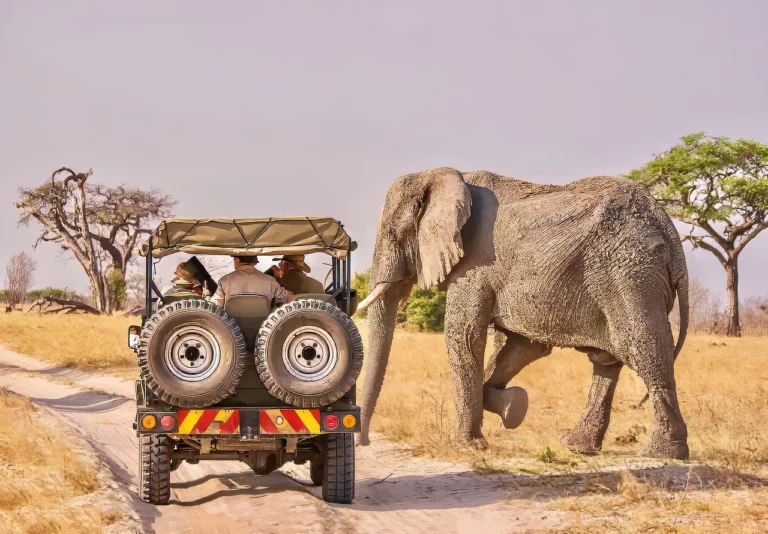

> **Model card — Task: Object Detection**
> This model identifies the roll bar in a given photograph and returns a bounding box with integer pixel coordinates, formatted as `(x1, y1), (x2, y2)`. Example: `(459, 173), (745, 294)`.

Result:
(144, 240), (353, 319)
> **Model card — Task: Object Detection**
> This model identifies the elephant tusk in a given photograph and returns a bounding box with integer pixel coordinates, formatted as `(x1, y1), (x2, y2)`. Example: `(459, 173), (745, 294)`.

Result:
(356, 283), (391, 312)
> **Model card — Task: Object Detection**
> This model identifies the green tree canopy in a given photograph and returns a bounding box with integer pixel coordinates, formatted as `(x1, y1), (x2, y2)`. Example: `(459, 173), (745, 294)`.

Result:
(627, 132), (768, 336)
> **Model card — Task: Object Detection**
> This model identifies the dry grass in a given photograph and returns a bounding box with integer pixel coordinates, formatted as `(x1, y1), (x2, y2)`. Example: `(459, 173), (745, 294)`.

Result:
(357, 324), (768, 531)
(359, 326), (768, 473)
(0, 313), (139, 377)
(0, 389), (120, 533)
(1, 313), (765, 530)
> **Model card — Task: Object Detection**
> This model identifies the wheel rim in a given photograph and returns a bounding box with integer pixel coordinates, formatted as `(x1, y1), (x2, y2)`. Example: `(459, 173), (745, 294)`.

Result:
(164, 325), (221, 382)
(282, 326), (338, 382)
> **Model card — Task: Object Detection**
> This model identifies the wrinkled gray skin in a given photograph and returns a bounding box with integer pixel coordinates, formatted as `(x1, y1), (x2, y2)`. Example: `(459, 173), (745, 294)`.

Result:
(359, 168), (690, 459)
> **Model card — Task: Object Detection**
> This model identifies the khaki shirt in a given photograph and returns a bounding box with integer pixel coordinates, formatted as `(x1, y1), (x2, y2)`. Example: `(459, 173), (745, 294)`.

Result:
(213, 265), (291, 306)
(279, 269), (324, 295)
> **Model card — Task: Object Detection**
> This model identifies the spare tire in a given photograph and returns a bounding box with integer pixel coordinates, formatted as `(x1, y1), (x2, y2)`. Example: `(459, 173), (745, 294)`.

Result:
(138, 300), (246, 407)
(256, 299), (363, 408)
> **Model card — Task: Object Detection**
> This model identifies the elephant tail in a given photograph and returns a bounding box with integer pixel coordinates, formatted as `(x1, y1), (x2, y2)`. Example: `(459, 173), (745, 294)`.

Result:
(674, 269), (689, 359)
(636, 272), (688, 410)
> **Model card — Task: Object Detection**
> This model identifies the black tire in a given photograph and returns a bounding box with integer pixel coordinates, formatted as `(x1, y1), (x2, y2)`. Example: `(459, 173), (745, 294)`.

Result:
(310, 459), (324, 487)
(138, 300), (247, 408)
(322, 433), (355, 504)
(256, 299), (363, 408)
(139, 435), (172, 505)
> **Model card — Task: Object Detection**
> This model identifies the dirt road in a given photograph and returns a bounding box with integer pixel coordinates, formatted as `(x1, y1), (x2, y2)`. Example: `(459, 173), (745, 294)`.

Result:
(0, 347), (563, 534)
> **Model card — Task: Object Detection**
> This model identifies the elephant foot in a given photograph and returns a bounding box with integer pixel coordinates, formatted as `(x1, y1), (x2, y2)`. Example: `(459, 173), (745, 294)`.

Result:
(483, 386), (529, 430)
(560, 429), (601, 455)
(455, 434), (489, 450)
(639, 437), (689, 460)
(355, 432), (371, 447)
(466, 437), (489, 450)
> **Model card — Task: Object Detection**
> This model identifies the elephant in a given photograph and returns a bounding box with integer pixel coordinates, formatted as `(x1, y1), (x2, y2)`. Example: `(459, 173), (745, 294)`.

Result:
(356, 167), (690, 460)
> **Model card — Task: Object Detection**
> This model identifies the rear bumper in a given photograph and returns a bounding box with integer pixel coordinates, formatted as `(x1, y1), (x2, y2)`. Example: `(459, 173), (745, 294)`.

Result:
(135, 406), (360, 438)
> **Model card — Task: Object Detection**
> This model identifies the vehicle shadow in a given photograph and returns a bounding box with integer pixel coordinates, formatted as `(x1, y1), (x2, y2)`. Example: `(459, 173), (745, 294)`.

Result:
(170, 457), (767, 513)
(333, 463), (767, 512)
(30, 390), (130, 413)
(169, 471), (300, 507)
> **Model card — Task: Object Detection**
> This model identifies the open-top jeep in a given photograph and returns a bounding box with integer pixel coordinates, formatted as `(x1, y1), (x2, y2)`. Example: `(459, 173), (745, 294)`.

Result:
(128, 217), (361, 505)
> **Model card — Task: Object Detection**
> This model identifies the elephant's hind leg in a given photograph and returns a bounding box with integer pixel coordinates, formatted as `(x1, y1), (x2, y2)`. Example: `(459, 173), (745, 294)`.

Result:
(483, 328), (551, 429)
(561, 353), (622, 455)
(612, 312), (689, 460)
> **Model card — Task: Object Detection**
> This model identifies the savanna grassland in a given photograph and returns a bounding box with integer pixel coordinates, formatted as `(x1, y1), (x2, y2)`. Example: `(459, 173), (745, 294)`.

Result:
(1, 313), (766, 532)
(0, 313), (139, 377)
(357, 324), (768, 533)
(0, 389), (122, 533)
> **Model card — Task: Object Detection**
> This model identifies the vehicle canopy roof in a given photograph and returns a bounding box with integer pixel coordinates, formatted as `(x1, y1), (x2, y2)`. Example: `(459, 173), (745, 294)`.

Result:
(140, 217), (356, 259)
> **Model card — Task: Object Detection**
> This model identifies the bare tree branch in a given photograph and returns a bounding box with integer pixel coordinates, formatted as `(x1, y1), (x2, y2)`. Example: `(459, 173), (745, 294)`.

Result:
(4, 252), (36, 309)
(735, 221), (768, 256)
(15, 168), (175, 313)
(681, 235), (728, 266)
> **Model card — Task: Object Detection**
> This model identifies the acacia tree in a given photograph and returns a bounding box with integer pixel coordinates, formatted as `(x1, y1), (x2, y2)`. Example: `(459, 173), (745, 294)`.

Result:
(627, 133), (768, 336)
(5, 252), (37, 309)
(15, 168), (174, 314)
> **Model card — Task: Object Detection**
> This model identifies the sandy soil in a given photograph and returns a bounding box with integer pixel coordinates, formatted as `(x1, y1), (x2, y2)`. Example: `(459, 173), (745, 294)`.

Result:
(0, 346), (564, 534)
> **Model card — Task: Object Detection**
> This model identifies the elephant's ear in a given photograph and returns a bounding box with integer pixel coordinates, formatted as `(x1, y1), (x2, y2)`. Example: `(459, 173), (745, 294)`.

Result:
(416, 172), (472, 289)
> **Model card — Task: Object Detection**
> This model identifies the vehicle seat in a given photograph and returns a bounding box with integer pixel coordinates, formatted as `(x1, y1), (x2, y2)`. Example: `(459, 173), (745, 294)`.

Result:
(224, 295), (271, 351)
(294, 293), (338, 307)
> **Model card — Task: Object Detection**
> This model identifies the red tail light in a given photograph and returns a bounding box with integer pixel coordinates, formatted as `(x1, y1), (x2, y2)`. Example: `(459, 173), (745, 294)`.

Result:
(324, 414), (339, 430)
(160, 415), (176, 430)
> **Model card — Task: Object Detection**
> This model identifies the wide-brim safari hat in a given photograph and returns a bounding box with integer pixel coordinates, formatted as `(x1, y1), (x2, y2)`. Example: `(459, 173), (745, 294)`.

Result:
(273, 254), (311, 273)
(173, 261), (202, 287)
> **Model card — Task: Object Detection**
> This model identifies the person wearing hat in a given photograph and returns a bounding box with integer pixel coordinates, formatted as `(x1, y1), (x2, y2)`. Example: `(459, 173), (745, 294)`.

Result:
(272, 254), (324, 295)
(213, 255), (294, 307)
(160, 260), (205, 304)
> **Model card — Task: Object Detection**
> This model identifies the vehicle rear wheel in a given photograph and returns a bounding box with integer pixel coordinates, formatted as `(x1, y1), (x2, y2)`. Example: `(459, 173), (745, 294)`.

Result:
(256, 299), (363, 408)
(322, 433), (355, 504)
(138, 300), (247, 407)
(139, 434), (172, 505)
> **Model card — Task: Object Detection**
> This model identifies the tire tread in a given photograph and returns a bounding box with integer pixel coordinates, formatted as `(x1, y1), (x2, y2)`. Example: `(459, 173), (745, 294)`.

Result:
(322, 433), (355, 504)
(139, 434), (172, 505)
(255, 299), (363, 408)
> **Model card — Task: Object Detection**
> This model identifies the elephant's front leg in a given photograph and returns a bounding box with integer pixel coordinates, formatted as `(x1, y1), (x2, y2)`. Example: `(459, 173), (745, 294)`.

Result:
(444, 282), (493, 448)
(483, 328), (552, 429)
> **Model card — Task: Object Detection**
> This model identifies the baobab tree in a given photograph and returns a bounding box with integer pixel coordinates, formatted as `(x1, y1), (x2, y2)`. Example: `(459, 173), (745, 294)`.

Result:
(15, 168), (174, 314)
(628, 133), (768, 336)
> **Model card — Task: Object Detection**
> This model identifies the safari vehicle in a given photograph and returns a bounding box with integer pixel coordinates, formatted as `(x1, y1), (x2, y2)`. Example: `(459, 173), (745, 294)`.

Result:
(128, 218), (361, 505)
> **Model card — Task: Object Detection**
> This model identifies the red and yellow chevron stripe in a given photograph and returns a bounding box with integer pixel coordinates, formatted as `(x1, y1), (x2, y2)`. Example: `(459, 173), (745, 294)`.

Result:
(259, 409), (320, 434)
(176, 409), (240, 435)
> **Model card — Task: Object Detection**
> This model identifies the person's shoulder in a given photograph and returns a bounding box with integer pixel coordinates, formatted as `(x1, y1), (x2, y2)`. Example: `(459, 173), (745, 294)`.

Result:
(218, 270), (237, 281)
(250, 268), (272, 279)
(217, 269), (242, 288)
(282, 270), (301, 281)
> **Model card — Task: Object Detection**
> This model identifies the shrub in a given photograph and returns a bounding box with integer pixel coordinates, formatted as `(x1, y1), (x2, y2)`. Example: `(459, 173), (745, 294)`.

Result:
(536, 446), (557, 464)
(352, 270), (370, 318)
(26, 287), (74, 301)
(106, 269), (127, 311)
(351, 269), (446, 331)
(403, 286), (446, 332)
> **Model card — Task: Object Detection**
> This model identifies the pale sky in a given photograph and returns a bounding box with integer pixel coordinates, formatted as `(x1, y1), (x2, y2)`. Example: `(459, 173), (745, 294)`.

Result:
(1, 1), (767, 300)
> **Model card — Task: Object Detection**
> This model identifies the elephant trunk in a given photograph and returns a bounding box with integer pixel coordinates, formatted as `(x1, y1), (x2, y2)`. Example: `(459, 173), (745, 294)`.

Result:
(358, 280), (412, 446)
